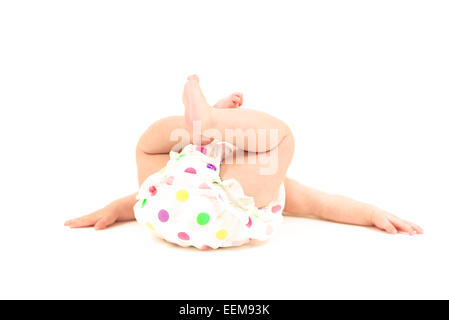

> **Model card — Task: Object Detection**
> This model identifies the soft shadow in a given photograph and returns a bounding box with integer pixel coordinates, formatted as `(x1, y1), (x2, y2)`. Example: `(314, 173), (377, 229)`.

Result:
(149, 235), (268, 252)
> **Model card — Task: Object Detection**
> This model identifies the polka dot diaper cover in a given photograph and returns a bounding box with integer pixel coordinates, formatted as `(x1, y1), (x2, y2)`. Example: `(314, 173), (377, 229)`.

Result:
(133, 140), (285, 249)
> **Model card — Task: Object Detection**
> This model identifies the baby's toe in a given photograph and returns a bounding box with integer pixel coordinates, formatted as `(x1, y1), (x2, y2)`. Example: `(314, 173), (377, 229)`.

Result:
(236, 93), (243, 105)
(187, 74), (199, 82)
(231, 93), (243, 106)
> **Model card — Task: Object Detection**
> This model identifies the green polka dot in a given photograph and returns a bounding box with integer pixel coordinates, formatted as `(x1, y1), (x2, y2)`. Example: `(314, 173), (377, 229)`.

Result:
(141, 198), (147, 208)
(196, 212), (210, 225)
(176, 153), (186, 161)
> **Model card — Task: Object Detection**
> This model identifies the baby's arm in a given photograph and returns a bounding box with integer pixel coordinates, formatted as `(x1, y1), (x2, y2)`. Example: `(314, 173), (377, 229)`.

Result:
(64, 193), (137, 229)
(284, 178), (423, 235)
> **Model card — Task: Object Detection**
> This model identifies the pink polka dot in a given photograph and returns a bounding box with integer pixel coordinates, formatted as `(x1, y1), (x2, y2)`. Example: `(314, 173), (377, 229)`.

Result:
(165, 176), (174, 185)
(199, 182), (211, 189)
(218, 194), (224, 201)
(246, 217), (252, 228)
(149, 186), (157, 196)
(266, 225), (274, 235)
(178, 232), (190, 241)
(196, 146), (207, 154)
(184, 167), (197, 174)
(271, 205), (282, 213)
(200, 245), (211, 251)
(158, 209), (169, 222)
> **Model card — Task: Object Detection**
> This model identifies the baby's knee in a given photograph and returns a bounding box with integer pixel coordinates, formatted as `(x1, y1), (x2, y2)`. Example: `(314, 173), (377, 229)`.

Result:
(277, 124), (295, 164)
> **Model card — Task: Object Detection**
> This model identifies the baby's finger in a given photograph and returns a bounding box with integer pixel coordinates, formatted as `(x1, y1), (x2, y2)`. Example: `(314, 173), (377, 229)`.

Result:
(390, 217), (415, 235)
(94, 214), (117, 230)
(64, 219), (75, 226)
(64, 211), (102, 228)
(66, 216), (99, 228)
(376, 217), (397, 234)
(405, 220), (424, 234)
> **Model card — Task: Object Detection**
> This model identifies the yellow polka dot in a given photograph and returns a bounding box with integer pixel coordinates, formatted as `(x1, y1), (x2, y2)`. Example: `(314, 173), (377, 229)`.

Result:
(145, 222), (155, 230)
(176, 189), (189, 202)
(216, 229), (228, 240)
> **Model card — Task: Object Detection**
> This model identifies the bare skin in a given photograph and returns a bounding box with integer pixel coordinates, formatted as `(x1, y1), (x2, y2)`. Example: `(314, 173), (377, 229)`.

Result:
(65, 75), (423, 236)
(213, 92), (243, 109)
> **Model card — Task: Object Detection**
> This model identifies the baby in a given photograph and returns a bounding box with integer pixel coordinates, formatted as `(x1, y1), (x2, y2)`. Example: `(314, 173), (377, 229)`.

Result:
(64, 75), (423, 249)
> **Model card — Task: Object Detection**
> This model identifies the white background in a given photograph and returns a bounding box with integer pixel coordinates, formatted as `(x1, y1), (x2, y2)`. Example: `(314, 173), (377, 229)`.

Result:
(1, 1), (448, 299)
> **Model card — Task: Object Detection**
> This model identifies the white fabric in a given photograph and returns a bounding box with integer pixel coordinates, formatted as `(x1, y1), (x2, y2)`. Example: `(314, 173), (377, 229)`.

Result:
(134, 140), (285, 249)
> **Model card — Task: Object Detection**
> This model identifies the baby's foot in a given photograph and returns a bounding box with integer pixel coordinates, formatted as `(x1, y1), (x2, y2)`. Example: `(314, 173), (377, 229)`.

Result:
(182, 75), (200, 106)
(214, 92), (243, 109)
(183, 75), (214, 136)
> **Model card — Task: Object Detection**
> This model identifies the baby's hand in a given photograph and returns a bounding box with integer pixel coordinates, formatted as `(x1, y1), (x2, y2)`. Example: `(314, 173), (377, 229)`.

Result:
(371, 209), (424, 235)
(64, 203), (120, 230)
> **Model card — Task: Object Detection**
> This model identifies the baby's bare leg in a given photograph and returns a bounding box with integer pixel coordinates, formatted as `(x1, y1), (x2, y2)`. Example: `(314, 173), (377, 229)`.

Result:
(181, 75), (295, 206)
(220, 134), (294, 208)
(183, 76), (290, 152)
(137, 76), (296, 207)
(136, 116), (188, 185)
(137, 116), (191, 155)
(137, 119), (294, 209)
